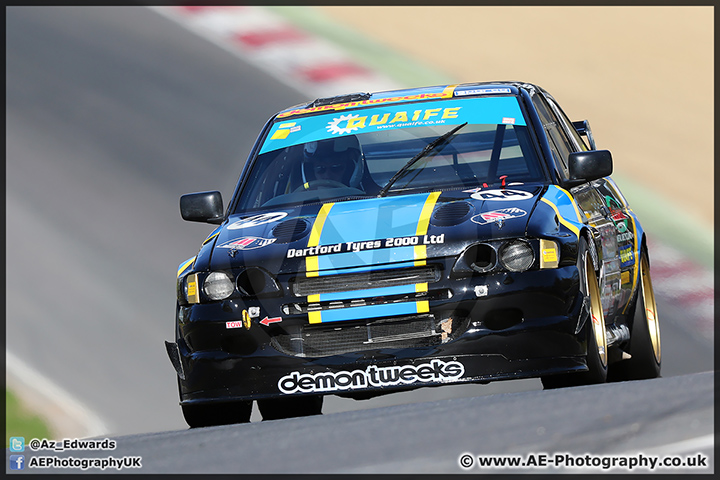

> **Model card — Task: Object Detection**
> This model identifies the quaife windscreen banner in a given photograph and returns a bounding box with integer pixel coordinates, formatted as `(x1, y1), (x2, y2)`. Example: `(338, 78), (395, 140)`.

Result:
(260, 96), (526, 154)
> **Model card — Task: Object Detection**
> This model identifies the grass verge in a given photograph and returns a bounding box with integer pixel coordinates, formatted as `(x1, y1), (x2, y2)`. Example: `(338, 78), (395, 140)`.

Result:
(6, 388), (53, 447)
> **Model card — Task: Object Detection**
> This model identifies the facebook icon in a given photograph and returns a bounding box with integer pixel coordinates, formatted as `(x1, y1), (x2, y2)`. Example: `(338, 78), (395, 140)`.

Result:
(9, 455), (25, 470)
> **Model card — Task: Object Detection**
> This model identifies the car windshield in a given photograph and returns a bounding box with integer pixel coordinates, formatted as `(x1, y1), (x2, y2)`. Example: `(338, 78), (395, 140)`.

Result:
(234, 95), (546, 212)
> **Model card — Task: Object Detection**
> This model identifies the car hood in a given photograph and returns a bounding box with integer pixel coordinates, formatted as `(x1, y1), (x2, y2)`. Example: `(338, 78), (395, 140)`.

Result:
(209, 185), (546, 275)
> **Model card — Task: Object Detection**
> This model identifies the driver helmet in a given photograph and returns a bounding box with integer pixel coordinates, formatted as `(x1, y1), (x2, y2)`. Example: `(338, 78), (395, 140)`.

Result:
(302, 136), (364, 188)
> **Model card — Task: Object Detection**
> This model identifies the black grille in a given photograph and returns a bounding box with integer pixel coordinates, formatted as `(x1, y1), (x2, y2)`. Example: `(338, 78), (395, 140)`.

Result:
(286, 288), (451, 314)
(431, 201), (473, 226)
(272, 218), (311, 243)
(293, 266), (440, 296)
(271, 315), (440, 357)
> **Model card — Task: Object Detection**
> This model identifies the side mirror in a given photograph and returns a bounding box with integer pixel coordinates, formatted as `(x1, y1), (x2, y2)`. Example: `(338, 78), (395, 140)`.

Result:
(180, 191), (224, 224)
(564, 150), (613, 189)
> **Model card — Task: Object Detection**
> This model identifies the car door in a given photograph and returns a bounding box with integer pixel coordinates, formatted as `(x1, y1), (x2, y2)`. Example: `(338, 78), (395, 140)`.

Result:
(533, 92), (628, 321)
(592, 177), (638, 316)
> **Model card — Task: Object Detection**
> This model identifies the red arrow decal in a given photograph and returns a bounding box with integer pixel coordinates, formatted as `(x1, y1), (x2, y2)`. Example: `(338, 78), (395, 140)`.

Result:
(259, 316), (282, 326)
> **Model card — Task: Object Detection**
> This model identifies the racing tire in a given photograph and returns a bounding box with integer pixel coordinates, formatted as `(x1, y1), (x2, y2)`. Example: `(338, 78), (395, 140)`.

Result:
(181, 401), (252, 428)
(542, 236), (608, 389)
(257, 395), (323, 421)
(609, 248), (661, 381)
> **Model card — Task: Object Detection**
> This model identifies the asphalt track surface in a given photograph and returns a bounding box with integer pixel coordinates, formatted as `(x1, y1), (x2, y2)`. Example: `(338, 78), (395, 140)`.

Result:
(5, 6), (714, 474)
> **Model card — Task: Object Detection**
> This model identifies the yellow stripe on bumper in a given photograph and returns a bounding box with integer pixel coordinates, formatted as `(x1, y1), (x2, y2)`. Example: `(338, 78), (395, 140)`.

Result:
(306, 202), (335, 277)
(308, 311), (322, 324)
(414, 191), (441, 266)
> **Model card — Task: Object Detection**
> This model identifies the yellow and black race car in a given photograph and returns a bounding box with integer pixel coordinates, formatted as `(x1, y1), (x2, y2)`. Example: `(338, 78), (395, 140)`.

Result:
(166, 82), (661, 427)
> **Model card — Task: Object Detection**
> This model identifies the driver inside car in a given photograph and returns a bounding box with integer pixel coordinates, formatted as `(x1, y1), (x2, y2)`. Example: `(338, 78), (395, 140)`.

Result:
(313, 155), (350, 183)
(301, 136), (364, 190)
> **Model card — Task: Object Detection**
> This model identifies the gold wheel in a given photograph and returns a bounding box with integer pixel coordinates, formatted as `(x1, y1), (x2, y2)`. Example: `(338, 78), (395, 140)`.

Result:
(640, 254), (661, 363)
(608, 246), (662, 381)
(585, 254), (608, 368)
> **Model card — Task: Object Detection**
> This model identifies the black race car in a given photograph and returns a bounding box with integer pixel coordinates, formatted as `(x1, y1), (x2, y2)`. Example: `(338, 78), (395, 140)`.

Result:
(166, 82), (661, 427)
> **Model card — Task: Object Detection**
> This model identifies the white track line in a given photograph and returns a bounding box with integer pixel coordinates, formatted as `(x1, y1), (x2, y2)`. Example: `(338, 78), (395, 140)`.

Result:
(6, 351), (110, 439)
(639, 433), (715, 456)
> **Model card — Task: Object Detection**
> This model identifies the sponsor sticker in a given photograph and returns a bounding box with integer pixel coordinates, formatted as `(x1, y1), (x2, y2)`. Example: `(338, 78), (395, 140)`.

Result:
(455, 87), (512, 96)
(471, 207), (527, 225)
(611, 210), (628, 223)
(270, 122), (299, 140)
(542, 247), (558, 264)
(228, 212), (288, 230)
(471, 189), (533, 201)
(617, 231), (634, 243)
(278, 359), (465, 394)
(605, 195), (631, 237)
(276, 88), (455, 118)
(187, 280), (197, 297)
(619, 245), (634, 268)
(261, 97), (527, 154)
(286, 234), (445, 258)
(325, 107), (461, 136)
(218, 237), (277, 250)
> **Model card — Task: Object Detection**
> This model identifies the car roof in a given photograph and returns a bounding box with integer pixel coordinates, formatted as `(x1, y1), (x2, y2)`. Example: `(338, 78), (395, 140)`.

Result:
(274, 81), (540, 120)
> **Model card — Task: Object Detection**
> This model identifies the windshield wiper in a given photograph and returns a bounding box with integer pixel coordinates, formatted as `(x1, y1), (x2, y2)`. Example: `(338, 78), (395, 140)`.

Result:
(377, 122), (468, 197)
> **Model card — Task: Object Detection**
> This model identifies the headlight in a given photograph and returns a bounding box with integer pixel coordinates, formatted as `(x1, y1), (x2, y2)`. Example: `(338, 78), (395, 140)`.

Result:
(465, 243), (497, 273)
(203, 271), (234, 300)
(499, 240), (534, 272)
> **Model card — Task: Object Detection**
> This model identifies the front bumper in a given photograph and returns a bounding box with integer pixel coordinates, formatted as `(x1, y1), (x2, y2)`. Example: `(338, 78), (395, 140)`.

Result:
(171, 264), (589, 404)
